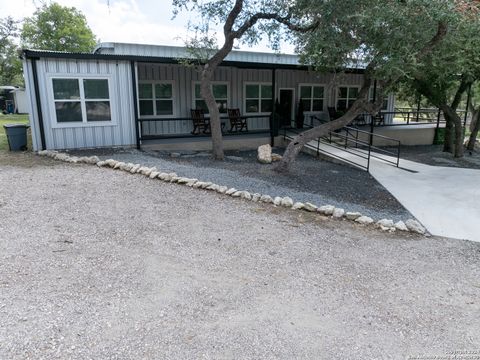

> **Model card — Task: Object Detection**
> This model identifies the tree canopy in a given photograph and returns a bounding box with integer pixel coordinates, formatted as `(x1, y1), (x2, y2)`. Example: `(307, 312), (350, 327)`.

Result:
(21, 2), (97, 52)
(0, 17), (22, 86)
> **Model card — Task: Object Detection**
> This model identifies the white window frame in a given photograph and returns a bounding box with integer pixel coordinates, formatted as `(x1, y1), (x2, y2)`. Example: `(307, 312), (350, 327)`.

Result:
(137, 80), (176, 119)
(298, 83), (326, 112)
(243, 82), (274, 115)
(336, 86), (361, 110)
(192, 81), (230, 114)
(48, 74), (116, 129)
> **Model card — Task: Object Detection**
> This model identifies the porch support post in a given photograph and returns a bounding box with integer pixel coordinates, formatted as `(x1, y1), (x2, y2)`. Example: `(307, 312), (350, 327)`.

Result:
(130, 60), (141, 150)
(370, 80), (377, 146)
(270, 68), (276, 147)
(416, 94), (421, 122)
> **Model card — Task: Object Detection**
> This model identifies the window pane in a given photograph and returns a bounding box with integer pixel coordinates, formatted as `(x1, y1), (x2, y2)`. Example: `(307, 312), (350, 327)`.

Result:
(349, 87), (359, 99)
(86, 101), (111, 121)
(156, 100), (173, 115)
(261, 99), (273, 113)
(246, 99), (259, 113)
(55, 101), (82, 122)
(382, 98), (388, 110)
(84, 79), (109, 99)
(261, 85), (272, 99)
(139, 84), (153, 99)
(246, 85), (259, 99)
(195, 100), (208, 113)
(300, 86), (311, 99)
(195, 84), (201, 99)
(139, 100), (154, 116)
(338, 87), (348, 99)
(155, 83), (172, 99)
(337, 100), (347, 110)
(312, 100), (323, 111)
(213, 84), (228, 99)
(300, 99), (311, 111)
(53, 79), (80, 100)
(313, 86), (324, 99)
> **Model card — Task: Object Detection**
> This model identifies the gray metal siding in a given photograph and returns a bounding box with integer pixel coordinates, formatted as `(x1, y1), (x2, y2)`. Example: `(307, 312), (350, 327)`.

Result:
(137, 63), (371, 136)
(22, 60), (42, 151)
(34, 58), (136, 150)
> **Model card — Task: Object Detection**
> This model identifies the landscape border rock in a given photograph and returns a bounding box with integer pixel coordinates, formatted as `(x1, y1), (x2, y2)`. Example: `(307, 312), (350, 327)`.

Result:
(37, 150), (425, 236)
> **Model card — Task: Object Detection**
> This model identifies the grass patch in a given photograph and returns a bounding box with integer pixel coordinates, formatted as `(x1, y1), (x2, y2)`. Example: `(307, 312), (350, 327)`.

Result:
(0, 114), (31, 151)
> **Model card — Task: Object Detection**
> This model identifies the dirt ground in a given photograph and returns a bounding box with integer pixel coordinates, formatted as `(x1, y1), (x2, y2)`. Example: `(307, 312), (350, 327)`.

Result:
(0, 153), (479, 359)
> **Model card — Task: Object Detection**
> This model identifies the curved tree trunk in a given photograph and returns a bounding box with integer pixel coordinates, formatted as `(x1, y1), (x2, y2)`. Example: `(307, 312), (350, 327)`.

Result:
(200, 68), (224, 160)
(443, 119), (454, 153)
(441, 105), (464, 157)
(467, 108), (479, 151)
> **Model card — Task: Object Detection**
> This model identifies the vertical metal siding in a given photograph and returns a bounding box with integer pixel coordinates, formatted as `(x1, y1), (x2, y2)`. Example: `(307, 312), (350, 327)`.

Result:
(35, 58), (136, 150)
(22, 59), (42, 151)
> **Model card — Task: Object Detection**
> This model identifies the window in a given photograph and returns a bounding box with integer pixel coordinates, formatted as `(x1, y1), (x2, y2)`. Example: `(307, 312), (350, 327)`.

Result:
(299, 85), (324, 112)
(194, 83), (228, 113)
(244, 84), (272, 114)
(52, 77), (111, 124)
(337, 86), (359, 111)
(369, 87), (389, 111)
(138, 82), (174, 117)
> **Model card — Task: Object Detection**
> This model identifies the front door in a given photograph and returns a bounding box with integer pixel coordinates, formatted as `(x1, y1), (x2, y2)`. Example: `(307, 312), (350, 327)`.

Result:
(279, 89), (294, 127)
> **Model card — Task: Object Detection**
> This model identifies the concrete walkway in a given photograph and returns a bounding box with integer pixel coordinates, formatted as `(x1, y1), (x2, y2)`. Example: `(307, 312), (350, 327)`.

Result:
(291, 133), (480, 242)
(369, 158), (480, 242)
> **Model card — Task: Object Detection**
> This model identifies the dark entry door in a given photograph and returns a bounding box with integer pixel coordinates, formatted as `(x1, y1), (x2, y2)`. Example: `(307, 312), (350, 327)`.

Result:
(279, 89), (294, 127)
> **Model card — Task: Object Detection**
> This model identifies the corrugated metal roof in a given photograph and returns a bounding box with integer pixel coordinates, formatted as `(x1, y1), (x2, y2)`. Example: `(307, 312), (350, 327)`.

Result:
(94, 42), (301, 66)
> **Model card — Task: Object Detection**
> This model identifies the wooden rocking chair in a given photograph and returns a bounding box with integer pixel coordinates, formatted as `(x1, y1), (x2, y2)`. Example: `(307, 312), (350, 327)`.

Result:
(190, 109), (210, 135)
(227, 108), (248, 132)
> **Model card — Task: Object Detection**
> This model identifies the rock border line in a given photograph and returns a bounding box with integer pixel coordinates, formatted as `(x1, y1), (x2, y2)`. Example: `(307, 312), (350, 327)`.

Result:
(37, 150), (427, 235)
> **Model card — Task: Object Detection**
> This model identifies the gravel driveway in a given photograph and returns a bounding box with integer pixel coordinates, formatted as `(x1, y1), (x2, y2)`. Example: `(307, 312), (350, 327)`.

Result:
(1, 154), (479, 359)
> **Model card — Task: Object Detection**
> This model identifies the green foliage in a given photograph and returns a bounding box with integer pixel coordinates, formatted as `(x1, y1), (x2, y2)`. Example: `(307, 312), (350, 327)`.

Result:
(0, 17), (23, 86)
(21, 2), (97, 52)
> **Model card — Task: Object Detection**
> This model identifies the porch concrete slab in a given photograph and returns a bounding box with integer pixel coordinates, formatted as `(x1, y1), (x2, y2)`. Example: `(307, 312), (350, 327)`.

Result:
(369, 158), (480, 242)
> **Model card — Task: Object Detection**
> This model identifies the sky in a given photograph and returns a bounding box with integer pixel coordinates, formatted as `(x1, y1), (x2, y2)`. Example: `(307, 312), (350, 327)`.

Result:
(1, 0), (295, 53)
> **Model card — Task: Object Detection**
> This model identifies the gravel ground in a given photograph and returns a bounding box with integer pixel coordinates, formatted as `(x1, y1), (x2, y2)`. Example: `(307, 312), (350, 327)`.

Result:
(1, 153), (480, 359)
(70, 148), (411, 222)
(392, 145), (480, 169)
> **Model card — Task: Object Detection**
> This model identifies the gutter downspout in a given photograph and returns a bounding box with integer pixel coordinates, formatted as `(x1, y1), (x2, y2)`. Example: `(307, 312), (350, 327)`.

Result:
(31, 58), (47, 151)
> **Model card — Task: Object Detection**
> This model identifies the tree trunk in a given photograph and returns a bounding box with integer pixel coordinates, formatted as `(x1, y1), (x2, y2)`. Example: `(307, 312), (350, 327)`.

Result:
(441, 105), (464, 157)
(200, 69), (224, 160)
(443, 118), (454, 153)
(467, 108), (479, 151)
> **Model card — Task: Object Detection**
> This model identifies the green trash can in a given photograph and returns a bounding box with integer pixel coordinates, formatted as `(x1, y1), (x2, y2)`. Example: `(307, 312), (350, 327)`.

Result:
(3, 124), (29, 151)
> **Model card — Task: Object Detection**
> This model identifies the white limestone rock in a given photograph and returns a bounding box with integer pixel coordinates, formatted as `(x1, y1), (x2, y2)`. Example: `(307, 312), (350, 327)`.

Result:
(292, 202), (305, 210)
(376, 219), (394, 228)
(217, 186), (229, 194)
(345, 212), (362, 220)
(394, 221), (409, 232)
(318, 205), (335, 216)
(38, 150), (49, 156)
(231, 191), (243, 198)
(241, 191), (252, 200)
(355, 216), (374, 225)
(96, 160), (107, 167)
(122, 163), (134, 172)
(206, 184), (220, 191)
(271, 153), (283, 162)
(66, 156), (79, 163)
(273, 196), (282, 206)
(46, 150), (58, 158)
(252, 193), (261, 202)
(149, 171), (160, 179)
(260, 195), (273, 203)
(303, 202), (318, 212)
(113, 161), (125, 170)
(54, 153), (69, 161)
(257, 144), (272, 164)
(225, 188), (237, 195)
(186, 179), (197, 187)
(130, 164), (141, 174)
(144, 167), (157, 177)
(281, 197), (294, 207)
(192, 181), (205, 188)
(405, 219), (426, 234)
(200, 182), (213, 189)
(332, 208), (345, 218)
